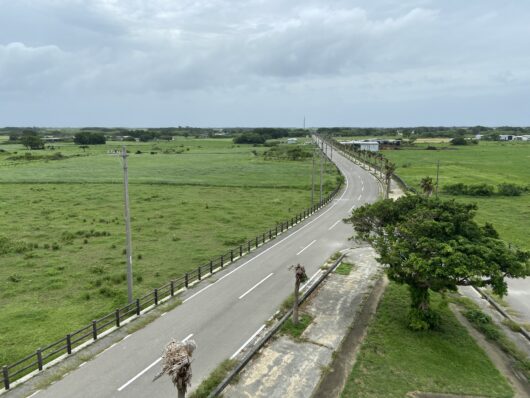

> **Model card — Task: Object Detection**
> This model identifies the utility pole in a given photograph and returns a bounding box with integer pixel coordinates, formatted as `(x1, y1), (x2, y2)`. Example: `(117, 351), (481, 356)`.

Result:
(121, 146), (134, 304)
(303, 116), (306, 130)
(435, 160), (440, 199)
(311, 148), (315, 207)
(320, 151), (323, 203)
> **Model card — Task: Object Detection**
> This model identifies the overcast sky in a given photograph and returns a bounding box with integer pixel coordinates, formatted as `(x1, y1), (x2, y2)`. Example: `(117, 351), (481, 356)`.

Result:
(1, 0), (529, 127)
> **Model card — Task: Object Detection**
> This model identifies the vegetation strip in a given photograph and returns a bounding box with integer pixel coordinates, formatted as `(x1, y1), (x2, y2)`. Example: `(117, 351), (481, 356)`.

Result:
(342, 283), (514, 398)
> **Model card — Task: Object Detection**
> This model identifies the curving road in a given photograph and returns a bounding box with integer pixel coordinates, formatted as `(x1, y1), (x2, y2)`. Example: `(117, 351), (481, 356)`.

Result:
(28, 138), (380, 398)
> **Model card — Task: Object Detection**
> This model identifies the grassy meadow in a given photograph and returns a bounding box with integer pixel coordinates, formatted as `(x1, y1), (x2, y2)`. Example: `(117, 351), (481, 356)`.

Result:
(0, 137), (340, 366)
(341, 283), (513, 398)
(382, 141), (530, 250)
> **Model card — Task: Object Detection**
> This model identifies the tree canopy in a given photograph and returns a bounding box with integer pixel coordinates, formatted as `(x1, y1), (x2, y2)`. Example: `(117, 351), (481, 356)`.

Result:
(20, 130), (44, 150)
(74, 132), (106, 145)
(347, 195), (529, 330)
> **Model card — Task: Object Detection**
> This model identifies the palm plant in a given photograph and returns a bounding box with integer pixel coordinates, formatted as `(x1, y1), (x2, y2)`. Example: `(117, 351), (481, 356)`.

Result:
(384, 161), (396, 198)
(420, 176), (434, 197)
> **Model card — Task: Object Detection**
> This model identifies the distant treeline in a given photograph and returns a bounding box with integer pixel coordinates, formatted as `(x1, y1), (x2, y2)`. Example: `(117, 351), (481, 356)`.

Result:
(317, 126), (530, 139)
(233, 128), (306, 144)
(2, 126), (530, 143)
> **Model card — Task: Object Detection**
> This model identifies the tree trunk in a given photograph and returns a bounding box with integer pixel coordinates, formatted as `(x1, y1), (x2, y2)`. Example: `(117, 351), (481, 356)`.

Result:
(410, 285), (430, 312)
(177, 388), (185, 398)
(293, 281), (300, 325)
(408, 285), (439, 330)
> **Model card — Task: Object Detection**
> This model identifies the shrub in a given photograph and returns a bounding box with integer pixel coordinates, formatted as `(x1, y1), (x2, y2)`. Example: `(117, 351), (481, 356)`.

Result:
(8, 274), (22, 283)
(443, 183), (468, 195)
(450, 137), (468, 145)
(467, 183), (494, 196)
(497, 183), (525, 196)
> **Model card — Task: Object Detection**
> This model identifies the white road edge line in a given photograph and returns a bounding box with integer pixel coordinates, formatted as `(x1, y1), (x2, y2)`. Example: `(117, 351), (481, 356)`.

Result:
(230, 324), (266, 360)
(296, 240), (316, 256)
(238, 273), (274, 300)
(117, 333), (194, 391)
(183, 159), (352, 303)
(301, 269), (322, 291)
(328, 220), (341, 230)
(27, 390), (41, 398)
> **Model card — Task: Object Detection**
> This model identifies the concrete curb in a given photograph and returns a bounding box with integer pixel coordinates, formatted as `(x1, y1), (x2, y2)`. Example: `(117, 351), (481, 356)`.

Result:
(472, 286), (530, 342)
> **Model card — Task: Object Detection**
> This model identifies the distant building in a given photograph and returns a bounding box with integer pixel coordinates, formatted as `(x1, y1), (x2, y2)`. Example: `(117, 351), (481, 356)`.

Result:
(513, 135), (530, 141)
(499, 135), (513, 141)
(475, 134), (484, 140)
(340, 140), (379, 152)
(287, 138), (298, 144)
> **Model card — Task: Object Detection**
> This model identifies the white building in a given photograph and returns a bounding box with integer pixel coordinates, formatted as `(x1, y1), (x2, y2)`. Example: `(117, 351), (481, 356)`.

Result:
(287, 138), (298, 144)
(340, 140), (379, 152)
(513, 135), (530, 141)
(499, 135), (513, 141)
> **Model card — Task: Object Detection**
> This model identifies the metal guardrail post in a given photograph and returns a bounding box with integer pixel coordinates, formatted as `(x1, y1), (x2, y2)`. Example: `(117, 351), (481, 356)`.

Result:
(37, 349), (43, 371)
(210, 260), (213, 274)
(66, 334), (72, 354)
(185, 273), (189, 288)
(198, 266), (202, 281)
(92, 320), (97, 340)
(2, 366), (9, 390)
(230, 250), (234, 262)
(240, 245), (243, 257)
(170, 281), (175, 297)
(115, 309), (120, 328)
(255, 237), (258, 247)
(154, 288), (159, 305)
(136, 298), (141, 315)
(220, 255), (224, 267)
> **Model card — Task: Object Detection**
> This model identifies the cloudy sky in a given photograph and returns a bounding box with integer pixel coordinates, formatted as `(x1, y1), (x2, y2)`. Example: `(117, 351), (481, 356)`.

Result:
(1, 0), (529, 127)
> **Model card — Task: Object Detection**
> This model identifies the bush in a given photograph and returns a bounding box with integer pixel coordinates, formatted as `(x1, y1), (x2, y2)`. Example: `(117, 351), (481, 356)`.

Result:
(233, 133), (266, 145)
(497, 183), (525, 196)
(467, 183), (494, 196)
(450, 137), (467, 145)
(443, 183), (468, 195)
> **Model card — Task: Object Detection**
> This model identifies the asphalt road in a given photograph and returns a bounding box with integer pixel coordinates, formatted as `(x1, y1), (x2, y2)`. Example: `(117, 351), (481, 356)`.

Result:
(31, 139), (380, 398)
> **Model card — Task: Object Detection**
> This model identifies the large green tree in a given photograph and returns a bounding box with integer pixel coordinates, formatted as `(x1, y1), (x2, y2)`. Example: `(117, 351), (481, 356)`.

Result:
(20, 130), (44, 150)
(347, 195), (529, 330)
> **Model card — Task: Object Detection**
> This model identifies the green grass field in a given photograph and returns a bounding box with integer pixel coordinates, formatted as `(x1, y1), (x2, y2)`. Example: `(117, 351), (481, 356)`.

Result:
(0, 137), (339, 366)
(341, 283), (513, 398)
(382, 141), (530, 250)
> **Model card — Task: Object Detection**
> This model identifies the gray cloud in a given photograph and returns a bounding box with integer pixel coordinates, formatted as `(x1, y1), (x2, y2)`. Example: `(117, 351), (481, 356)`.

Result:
(0, 0), (529, 126)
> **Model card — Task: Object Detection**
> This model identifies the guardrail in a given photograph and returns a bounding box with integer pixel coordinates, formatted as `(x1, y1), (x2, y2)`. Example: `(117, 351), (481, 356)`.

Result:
(1, 150), (343, 391)
(321, 135), (418, 195)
